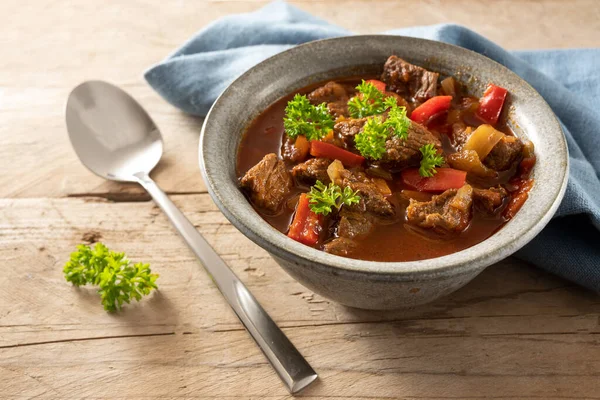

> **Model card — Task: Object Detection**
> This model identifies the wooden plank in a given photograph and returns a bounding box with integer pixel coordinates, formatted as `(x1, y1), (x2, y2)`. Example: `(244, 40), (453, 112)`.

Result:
(1, 0), (598, 198)
(2, 328), (600, 398)
(1, 196), (599, 398)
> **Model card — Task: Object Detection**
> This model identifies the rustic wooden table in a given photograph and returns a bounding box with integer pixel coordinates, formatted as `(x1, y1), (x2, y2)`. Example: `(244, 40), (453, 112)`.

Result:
(2, 0), (599, 398)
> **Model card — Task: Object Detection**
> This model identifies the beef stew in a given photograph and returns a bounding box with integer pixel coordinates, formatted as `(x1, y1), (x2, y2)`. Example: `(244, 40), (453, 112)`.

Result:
(236, 56), (535, 262)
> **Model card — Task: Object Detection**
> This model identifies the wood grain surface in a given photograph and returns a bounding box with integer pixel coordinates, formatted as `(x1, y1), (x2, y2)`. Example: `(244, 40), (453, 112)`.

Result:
(1, 0), (599, 398)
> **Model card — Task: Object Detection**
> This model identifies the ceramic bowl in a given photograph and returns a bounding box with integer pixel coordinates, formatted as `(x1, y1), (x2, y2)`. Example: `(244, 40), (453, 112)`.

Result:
(199, 35), (568, 309)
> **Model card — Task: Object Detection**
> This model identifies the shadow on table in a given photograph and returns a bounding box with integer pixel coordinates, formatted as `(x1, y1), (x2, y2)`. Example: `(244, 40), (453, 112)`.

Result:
(109, 289), (179, 327)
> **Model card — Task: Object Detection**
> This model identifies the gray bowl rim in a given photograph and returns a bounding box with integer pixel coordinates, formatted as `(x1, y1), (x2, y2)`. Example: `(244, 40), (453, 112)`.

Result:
(199, 34), (569, 281)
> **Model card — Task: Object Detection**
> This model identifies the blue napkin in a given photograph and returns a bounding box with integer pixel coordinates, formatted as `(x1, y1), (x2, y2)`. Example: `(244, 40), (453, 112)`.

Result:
(145, 1), (600, 290)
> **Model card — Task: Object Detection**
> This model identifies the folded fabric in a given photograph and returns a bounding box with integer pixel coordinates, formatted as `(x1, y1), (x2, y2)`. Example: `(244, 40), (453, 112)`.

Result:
(145, 1), (600, 290)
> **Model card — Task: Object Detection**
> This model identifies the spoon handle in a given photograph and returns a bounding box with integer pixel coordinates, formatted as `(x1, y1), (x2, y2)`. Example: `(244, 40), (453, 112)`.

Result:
(134, 171), (317, 394)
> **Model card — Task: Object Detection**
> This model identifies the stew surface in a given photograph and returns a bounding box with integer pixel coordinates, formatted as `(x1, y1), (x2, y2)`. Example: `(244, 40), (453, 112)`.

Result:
(237, 56), (535, 262)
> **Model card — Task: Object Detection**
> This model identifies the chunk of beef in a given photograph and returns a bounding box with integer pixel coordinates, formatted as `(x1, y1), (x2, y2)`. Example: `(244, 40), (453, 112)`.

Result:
(292, 158), (331, 186)
(406, 184), (473, 233)
(307, 81), (354, 118)
(308, 81), (348, 103)
(323, 237), (357, 257)
(339, 170), (395, 217)
(374, 120), (442, 170)
(337, 210), (374, 239)
(327, 101), (350, 118)
(281, 136), (307, 163)
(333, 117), (367, 149)
(483, 136), (523, 171)
(336, 117), (441, 170)
(473, 186), (508, 214)
(381, 56), (439, 102)
(240, 153), (292, 213)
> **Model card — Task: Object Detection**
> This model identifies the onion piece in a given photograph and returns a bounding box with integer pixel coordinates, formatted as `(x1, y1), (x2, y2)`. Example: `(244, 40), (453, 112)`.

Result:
(449, 184), (473, 212)
(327, 159), (345, 185)
(371, 178), (392, 196)
(440, 77), (456, 97)
(522, 139), (535, 159)
(446, 150), (498, 178)
(463, 124), (505, 160)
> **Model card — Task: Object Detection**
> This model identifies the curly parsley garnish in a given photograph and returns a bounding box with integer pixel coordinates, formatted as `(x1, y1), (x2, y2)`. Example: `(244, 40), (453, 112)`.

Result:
(419, 143), (444, 177)
(354, 102), (412, 160)
(63, 243), (158, 312)
(384, 102), (410, 140)
(355, 116), (389, 160)
(307, 180), (361, 216)
(283, 94), (335, 141)
(348, 81), (396, 118)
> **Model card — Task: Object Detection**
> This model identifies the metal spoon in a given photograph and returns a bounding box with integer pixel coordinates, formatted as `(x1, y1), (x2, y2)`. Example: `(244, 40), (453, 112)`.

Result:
(65, 80), (318, 394)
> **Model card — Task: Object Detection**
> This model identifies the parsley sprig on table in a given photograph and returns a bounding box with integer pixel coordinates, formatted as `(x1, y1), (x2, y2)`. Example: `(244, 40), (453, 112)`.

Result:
(283, 94), (335, 141)
(354, 102), (412, 160)
(418, 143), (445, 177)
(63, 243), (158, 312)
(347, 81), (395, 118)
(307, 180), (361, 216)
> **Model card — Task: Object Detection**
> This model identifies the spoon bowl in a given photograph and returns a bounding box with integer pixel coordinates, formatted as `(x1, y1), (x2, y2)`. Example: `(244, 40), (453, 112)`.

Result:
(66, 80), (163, 182)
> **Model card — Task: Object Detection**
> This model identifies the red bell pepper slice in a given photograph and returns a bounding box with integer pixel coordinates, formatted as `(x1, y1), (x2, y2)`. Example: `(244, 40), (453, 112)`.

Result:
(310, 141), (365, 167)
(516, 155), (536, 181)
(365, 79), (386, 93)
(287, 193), (323, 246)
(504, 179), (534, 220)
(476, 84), (508, 125)
(401, 167), (467, 192)
(410, 96), (452, 125)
